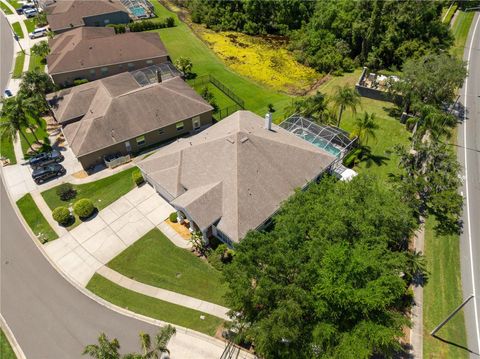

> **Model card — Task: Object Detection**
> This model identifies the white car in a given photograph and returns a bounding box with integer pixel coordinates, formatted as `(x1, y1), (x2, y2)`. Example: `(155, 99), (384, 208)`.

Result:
(24, 8), (38, 18)
(29, 28), (48, 39)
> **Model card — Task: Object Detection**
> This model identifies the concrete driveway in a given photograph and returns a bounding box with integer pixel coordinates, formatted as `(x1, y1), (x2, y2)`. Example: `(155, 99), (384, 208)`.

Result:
(44, 185), (174, 286)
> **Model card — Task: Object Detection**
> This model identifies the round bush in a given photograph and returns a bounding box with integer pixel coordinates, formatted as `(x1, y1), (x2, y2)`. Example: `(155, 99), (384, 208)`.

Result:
(73, 198), (95, 219)
(52, 206), (71, 225)
(56, 183), (77, 201)
(132, 170), (144, 186)
(169, 212), (178, 223)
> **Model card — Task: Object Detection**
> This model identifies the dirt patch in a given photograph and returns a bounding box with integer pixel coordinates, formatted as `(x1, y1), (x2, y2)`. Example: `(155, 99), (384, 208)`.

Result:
(165, 219), (192, 240)
(72, 170), (88, 179)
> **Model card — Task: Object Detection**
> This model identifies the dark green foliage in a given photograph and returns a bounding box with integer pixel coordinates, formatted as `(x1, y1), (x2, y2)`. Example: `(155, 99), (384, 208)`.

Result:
(107, 23), (126, 33)
(52, 206), (72, 225)
(73, 198), (95, 219)
(165, 16), (175, 27)
(132, 170), (144, 186)
(200, 87), (219, 113)
(224, 175), (419, 358)
(128, 18), (175, 32)
(56, 183), (77, 201)
(73, 79), (89, 86)
(169, 212), (177, 223)
(207, 244), (234, 270)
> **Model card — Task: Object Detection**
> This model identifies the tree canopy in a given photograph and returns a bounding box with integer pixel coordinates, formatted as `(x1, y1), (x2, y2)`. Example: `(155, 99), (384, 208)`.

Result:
(224, 175), (419, 358)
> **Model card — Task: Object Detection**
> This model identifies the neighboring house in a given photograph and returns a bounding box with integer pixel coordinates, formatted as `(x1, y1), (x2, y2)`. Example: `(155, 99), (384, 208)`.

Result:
(47, 27), (169, 86)
(47, 71), (213, 169)
(138, 110), (338, 247)
(44, 0), (130, 34)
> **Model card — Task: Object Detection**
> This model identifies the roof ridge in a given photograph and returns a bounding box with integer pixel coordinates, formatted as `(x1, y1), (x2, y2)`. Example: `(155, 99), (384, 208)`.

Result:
(160, 80), (214, 109)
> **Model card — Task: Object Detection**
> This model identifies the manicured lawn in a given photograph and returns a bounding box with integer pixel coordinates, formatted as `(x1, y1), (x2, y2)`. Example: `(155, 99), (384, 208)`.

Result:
(149, 2), (292, 122)
(19, 118), (49, 158)
(0, 329), (16, 359)
(42, 167), (137, 211)
(87, 273), (224, 336)
(442, 3), (458, 24)
(12, 51), (25, 78)
(108, 228), (228, 306)
(28, 54), (45, 72)
(423, 217), (468, 359)
(0, 127), (17, 165)
(11, 21), (22, 38)
(16, 193), (58, 243)
(451, 11), (475, 59)
(7, 0), (20, 8)
(0, 1), (13, 14)
(24, 19), (35, 33)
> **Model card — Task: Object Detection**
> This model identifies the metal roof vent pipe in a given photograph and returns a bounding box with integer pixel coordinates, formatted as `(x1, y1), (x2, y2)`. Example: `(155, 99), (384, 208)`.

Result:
(264, 112), (272, 131)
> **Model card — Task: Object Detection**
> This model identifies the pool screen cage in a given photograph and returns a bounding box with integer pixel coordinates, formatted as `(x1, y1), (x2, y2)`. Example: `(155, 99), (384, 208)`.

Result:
(130, 63), (183, 86)
(279, 115), (358, 159)
(121, 0), (153, 19)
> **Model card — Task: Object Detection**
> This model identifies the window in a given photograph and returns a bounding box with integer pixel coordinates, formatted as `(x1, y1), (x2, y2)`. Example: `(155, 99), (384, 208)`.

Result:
(136, 135), (146, 146)
(176, 121), (184, 132)
(104, 19), (110, 24)
(127, 63), (135, 69)
(192, 116), (201, 130)
(89, 69), (96, 75)
(158, 128), (164, 135)
(101, 67), (109, 75)
(146, 60), (153, 65)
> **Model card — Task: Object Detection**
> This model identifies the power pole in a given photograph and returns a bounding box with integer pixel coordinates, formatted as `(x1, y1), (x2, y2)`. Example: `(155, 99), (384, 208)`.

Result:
(5, 18), (25, 54)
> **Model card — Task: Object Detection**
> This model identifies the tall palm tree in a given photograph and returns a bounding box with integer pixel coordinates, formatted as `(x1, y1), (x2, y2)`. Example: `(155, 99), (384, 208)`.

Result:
(82, 333), (121, 359)
(153, 325), (176, 357)
(331, 85), (361, 127)
(352, 112), (379, 145)
(124, 326), (176, 359)
(19, 70), (56, 113)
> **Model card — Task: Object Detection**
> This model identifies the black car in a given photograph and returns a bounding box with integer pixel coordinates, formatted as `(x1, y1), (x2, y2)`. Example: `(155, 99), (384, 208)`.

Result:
(15, 4), (33, 14)
(32, 164), (66, 184)
(29, 150), (64, 168)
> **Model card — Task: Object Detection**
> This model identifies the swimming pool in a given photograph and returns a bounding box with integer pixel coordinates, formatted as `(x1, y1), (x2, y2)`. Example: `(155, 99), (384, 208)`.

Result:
(131, 6), (146, 17)
(292, 128), (341, 157)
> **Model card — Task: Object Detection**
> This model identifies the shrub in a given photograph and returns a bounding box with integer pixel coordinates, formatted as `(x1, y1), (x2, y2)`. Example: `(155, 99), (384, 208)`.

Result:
(132, 170), (144, 186)
(73, 198), (95, 219)
(107, 23), (126, 33)
(169, 212), (178, 223)
(128, 18), (175, 32)
(52, 206), (72, 225)
(165, 16), (175, 27)
(207, 244), (234, 270)
(56, 183), (77, 201)
(73, 78), (88, 86)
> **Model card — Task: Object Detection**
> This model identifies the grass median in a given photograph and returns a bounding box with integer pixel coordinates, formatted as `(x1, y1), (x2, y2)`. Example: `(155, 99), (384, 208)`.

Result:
(108, 228), (228, 306)
(87, 273), (224, 336)
(12, 51), (25, 78)
(451, 11), (475, 59)
(0, 329), (16, 359)
(11, 21), (22, 39)
(0, 131), (17, 165)
(16, 193), (58, 243)
(0, 1), (13, 14)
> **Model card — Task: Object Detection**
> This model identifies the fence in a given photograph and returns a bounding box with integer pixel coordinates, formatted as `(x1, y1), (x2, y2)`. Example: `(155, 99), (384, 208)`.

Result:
(215, 104), (243, 120)
(192, 75), (245, 109)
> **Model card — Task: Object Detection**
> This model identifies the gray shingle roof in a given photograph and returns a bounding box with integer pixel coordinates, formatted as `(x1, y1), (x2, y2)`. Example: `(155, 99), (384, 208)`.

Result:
(138, 111), (336, 243)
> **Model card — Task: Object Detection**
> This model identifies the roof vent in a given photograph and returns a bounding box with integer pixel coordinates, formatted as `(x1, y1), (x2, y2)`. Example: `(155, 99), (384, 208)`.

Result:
(226, 137), (235, 144)
(264, 112), (272, 131)
(240, 136), (249, 143)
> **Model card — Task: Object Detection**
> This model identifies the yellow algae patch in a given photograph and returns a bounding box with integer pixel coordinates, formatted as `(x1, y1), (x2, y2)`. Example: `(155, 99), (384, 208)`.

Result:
(198, 28), (321, 95)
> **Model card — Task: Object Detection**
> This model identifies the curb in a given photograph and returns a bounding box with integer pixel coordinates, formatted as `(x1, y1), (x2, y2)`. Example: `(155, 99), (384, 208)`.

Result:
(0, 313), (27, 359)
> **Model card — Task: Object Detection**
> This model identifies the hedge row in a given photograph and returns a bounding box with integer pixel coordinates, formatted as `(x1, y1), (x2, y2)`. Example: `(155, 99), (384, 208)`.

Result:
(107, 17), (175, 34)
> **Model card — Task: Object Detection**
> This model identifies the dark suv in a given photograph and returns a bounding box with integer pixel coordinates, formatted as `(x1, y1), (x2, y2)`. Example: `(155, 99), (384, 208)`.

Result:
(29, 150), (64, 168)
(32, 164), (66, 184)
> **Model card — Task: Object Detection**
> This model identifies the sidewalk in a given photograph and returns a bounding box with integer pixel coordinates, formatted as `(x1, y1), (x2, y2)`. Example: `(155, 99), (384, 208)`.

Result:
(410, 225), (425, 359)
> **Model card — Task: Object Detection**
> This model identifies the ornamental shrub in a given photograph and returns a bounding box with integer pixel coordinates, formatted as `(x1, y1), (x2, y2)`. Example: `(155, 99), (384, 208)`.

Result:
(56, 183), (77, 201)
(73, 198), (95, 219)
(169, 212), (178, 223)
(52, 206), (72, 225)
(73, 78), (88, 86)
(132, 170), (144, 186)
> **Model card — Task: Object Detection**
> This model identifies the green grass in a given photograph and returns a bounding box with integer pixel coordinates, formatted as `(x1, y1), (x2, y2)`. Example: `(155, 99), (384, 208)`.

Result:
(16, 193), (58, 243)
(451, 11), (475, 59)
(108, 228), (228, 306)
(87, 273), (224, 336)
(149, 2), (291, 122)
(442, 3), (458, 25)
(24, 18), (36, 33)
(19, 118), (49, 157)
(12, 51), (25, 78)
(0, 130), (17, 165)
(423, 217), (468, 359)
(7, 0), (20, 8)
(11, 21), (23, 39)
(0, 1), (13, 14)
(28, 54), (45, 72)
(0, 329), (16, 359)
(192, 82), (237, 110)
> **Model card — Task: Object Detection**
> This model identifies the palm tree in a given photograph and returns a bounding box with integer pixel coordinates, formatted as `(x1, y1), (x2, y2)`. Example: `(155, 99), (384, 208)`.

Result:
(153, 325), (176, 357)
(352, 112), (379, 145)
(331, 85), (361, 127)
(19, 70), (56, 113)
(30, 40), (50, 61)
(82, 333), (121, 359)
(124, 326), (176, 359)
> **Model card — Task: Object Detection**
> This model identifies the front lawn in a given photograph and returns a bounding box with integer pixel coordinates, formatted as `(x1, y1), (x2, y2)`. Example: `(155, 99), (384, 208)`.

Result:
(0, 1), (13, 14)
(108, 228), (228, 306)
(16, 193), (58, 243)
(0, 329), (16, 359)
(0, 130), (17, 165)
(149, 2), (292, 121)
(28, 53), (45, 72)
(87, 273), (224, 336)
(19, 118), (50, 158)
(24, 18), (35, 33)
(41, 167), (138, 211)
(423, 217), (468, 358)
(7, 0), (20, 8)
(11, 21), (23, 38)
(12, 51), (25, 78)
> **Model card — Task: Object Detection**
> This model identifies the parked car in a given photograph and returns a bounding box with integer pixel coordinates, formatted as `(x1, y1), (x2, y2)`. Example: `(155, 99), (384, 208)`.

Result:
(15, 7), (23, 14)
(32, 164), (66, 184)
(24, 8), (37, 18)
(29, 150), (64, 168)
(29, 27), (48, 39)
(3, 89), (13, 97)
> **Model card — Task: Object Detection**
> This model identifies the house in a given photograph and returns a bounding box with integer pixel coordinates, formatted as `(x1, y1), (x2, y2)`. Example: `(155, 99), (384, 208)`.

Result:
(138, 111), (338, 247)
(47, 71), (213, 169)
(44, 0), (130, 34)
(47, 27), (169, 86)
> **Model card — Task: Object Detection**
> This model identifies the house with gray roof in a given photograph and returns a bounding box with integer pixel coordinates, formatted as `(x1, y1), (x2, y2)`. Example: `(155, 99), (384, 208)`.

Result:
(47, 71), (213, 169)
(44, 0), (130, 34)
(47, 27), (169, 86)
(138, 111), (337, 246)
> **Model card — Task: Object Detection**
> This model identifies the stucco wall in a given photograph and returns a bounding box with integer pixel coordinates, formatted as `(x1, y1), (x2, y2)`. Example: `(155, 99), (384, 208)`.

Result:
(50, 56), (168, 86)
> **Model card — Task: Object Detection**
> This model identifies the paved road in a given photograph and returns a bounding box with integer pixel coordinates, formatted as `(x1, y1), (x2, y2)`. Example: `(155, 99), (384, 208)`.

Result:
(458, 11), (480, 358)
(0, 11), (14, 93)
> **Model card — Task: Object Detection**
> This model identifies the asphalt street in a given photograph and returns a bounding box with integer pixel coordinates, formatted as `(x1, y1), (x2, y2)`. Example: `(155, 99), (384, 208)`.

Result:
(458, 11), (480, 358)
(1, 12), (14, 93)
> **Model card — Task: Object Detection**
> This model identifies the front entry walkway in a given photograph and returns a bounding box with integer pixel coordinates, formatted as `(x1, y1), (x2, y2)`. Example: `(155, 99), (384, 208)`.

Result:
(44, 185), (174, 286)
